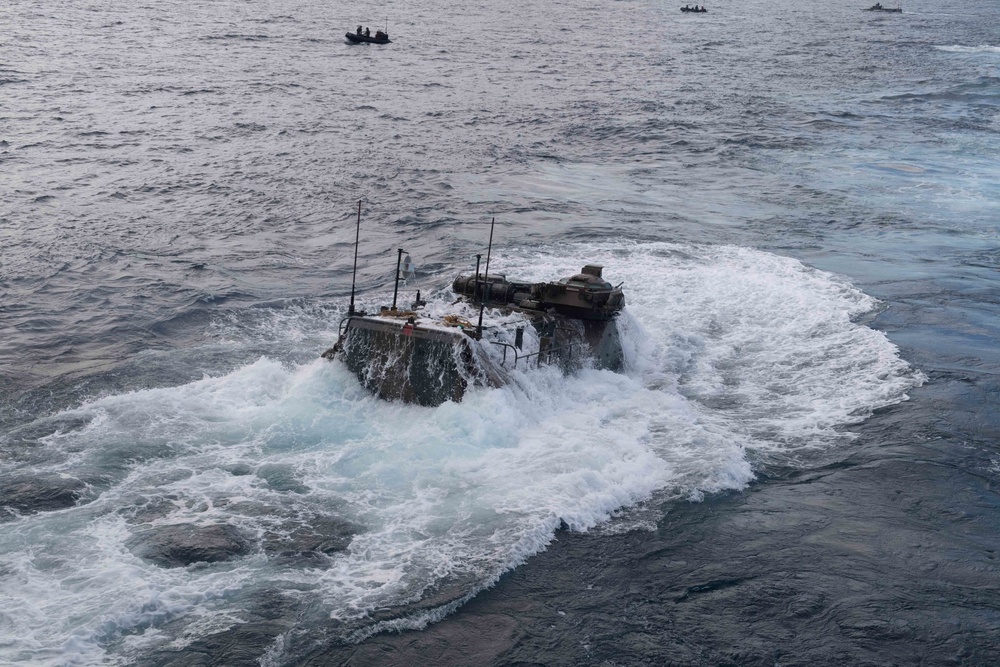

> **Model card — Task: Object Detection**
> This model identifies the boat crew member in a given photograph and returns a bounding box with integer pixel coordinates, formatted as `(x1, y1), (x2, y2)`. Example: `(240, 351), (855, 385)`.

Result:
(364, 27), (370, 37)
(357, 25), (362, 35)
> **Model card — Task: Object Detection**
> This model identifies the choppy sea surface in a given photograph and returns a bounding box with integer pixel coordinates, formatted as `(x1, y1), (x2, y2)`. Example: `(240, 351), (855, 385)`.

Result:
(1, 0), (998, 665)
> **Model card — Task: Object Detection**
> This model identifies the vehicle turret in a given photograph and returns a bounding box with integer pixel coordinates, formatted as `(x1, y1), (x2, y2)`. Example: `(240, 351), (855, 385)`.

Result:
(452, 265), (624, 321)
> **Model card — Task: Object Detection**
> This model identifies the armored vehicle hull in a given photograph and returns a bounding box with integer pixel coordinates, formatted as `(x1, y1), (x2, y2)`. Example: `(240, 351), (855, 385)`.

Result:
(324, 265), (626, 406)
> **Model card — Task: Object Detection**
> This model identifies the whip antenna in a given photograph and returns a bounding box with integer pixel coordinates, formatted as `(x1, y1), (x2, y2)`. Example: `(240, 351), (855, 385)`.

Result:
(476, 217), (496, 339)
(483, 216), (495, 281)
(348, 199), (361, 316)
(391, 248), (404, 310)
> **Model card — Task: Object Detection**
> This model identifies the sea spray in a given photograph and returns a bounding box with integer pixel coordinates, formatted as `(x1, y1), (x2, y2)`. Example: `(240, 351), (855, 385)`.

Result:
(0, 242), (921, 665)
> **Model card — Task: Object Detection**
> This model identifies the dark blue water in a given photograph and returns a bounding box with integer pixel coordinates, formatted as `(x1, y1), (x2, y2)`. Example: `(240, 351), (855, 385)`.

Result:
(2, 0), (999, 664)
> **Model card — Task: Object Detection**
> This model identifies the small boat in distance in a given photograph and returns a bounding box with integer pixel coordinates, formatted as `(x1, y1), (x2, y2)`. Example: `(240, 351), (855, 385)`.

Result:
(862, 3), (902, 11)
(346, 26), (391, 44)
(681, 5), (708, 12)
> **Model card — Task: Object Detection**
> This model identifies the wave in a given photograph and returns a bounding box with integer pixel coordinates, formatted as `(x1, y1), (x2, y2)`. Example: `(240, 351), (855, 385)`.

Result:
(934, 45), (1000, 54)
(0, 242), (922, 665)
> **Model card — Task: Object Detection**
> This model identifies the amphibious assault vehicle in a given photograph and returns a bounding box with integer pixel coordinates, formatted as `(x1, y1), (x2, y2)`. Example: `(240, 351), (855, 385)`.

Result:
(322, 208), (626, 406)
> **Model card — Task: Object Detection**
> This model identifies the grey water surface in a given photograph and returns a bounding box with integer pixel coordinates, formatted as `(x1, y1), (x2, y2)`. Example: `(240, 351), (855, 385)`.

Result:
(2, 0), (999, 665)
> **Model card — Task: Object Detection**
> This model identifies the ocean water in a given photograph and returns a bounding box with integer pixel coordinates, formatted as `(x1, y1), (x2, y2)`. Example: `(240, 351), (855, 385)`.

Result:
(1, 0), (997, 665)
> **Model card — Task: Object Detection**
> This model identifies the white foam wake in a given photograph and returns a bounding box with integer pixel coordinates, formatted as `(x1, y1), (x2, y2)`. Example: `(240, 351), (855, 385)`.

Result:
(934, 44), (1000, 54)
(0, 241), (922, 665)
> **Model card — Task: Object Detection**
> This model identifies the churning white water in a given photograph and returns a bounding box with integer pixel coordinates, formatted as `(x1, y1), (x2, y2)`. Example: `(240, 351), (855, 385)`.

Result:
(0, 241), (920, 665)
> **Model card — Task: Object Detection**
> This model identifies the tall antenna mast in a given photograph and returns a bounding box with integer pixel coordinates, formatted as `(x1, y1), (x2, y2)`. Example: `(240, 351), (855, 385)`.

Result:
(391, 248), (405, 311)
(476, 217), (496, 339)
(348, 200), (361, 316)
(483, 216), (495, 281)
